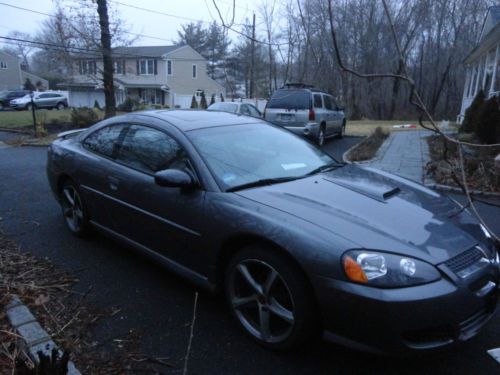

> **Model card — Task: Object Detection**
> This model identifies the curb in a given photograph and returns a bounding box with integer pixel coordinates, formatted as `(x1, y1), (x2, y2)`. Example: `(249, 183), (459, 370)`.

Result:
(5, 295), (81, 374)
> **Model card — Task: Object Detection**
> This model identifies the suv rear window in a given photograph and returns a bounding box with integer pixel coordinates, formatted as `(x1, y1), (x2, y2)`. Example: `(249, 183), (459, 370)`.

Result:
(267, 90), (311, 110)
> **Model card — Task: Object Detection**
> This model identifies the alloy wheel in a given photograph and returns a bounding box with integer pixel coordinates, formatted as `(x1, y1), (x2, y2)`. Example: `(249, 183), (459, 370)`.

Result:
(317, 128), (325, 146)
(228, 259), (295, 344)
(61, 185), (85, 233)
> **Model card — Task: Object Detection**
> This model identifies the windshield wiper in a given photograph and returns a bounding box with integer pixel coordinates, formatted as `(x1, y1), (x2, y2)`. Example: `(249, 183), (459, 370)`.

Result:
(304, 162), (345, 176)
(226, 176), (300, 192)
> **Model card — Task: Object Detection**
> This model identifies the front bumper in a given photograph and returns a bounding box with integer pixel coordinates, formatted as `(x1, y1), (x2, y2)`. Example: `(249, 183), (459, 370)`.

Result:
(10, 103), (27, 109)
(314, 261), (499, 355)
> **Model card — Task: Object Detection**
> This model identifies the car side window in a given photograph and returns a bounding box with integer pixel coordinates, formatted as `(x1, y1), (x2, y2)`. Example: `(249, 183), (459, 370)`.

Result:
(116, 125), (190, 174)
(329, 96), (338, 110)
(240, 104), (251, 116)
(313, 94), (323, 108)
(83, 124), (128, 158)
(247, 104), (261, 117)
(323, 95), (333, 110)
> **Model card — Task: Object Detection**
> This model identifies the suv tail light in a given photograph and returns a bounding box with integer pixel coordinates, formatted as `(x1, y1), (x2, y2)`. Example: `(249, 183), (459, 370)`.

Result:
(309, 109), (315, 121)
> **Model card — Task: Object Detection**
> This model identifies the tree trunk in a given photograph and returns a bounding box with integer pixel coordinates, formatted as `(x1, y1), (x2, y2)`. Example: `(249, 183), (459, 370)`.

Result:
(96, 0), (116, 118)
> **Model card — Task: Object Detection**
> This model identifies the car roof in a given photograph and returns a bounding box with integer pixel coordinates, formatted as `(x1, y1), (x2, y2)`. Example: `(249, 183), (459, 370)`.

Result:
(132, 109), (262, 132)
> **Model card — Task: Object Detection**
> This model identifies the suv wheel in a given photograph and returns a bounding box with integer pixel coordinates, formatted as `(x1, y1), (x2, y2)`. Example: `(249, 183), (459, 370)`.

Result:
(56, 102), (65, 110)
(0, 102), (3, 111)
(26, 103), (33, 111)
(339, 121), (346, 138)
(317, 126), (325, 146)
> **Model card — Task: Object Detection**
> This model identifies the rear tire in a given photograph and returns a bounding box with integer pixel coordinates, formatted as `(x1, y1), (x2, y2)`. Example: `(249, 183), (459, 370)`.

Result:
(338, 121), (346, 138)
(0, 102), (4, 111)
(316, 125), (325, 146)
(56, 102), (65, 110)
(225, 245), (317, 350)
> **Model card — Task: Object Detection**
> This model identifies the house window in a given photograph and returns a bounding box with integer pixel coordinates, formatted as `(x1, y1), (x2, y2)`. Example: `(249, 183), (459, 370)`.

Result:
(167, 60), (172, 75)
(80, 60), (97, 75)
(0, 61), (7, 69)
(195, 89), (203, 97)
(139, 59), (154, 75)
(192, 64), (197, 79)
(114, 61), (124, 74)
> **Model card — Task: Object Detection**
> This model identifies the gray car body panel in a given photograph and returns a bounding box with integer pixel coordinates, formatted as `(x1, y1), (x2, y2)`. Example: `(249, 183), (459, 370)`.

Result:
(46, 110), (499, 354)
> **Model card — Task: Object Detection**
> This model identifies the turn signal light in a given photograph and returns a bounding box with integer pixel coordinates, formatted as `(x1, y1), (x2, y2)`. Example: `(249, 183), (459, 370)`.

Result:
(309, 109), (315, 121)
(343, 256), (368, 283)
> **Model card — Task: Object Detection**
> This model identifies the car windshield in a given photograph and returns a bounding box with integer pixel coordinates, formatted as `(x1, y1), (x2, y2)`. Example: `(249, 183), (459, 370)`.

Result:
(187, 123), (337, 190)
(207, 102), (239, 113)
(267, 90), (311, 110)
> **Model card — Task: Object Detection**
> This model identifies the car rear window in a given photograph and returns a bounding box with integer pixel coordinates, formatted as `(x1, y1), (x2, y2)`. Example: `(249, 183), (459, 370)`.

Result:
(267, 90), (311, 110)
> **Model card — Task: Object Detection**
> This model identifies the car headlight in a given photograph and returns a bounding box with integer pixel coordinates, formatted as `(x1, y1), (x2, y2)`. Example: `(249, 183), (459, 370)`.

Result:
(342, 250), (441, 288)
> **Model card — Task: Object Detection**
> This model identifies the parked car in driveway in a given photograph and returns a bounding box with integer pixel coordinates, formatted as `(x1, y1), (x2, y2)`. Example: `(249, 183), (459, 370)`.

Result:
(46, 110), (499, 353)
(0, 90), (29, 110)
(207, 101), (262, 118)
(10, 92), (68, 111)
(264, 83), (346, 146)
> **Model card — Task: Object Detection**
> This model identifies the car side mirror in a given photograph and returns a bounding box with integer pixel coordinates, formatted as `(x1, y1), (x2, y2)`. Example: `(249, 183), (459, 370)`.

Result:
(154, 169), (196, 188)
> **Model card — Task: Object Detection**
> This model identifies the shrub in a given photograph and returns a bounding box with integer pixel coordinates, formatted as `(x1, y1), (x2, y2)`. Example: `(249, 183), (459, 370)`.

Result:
(210, 93), (215, 106)
(190, 95), (198, 109)
(220, 93), (225, 102)
(200, 91), (208, 109)
(94, 99), (101, 110)
(117, 97), (139, 112)
(476, 96), (500, 144)
(461, 90), (485, 133)
(71, 107), (99, 128)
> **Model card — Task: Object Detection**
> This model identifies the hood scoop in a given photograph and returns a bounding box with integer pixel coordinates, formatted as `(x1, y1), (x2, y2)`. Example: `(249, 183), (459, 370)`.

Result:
(323, 176), (400, 202)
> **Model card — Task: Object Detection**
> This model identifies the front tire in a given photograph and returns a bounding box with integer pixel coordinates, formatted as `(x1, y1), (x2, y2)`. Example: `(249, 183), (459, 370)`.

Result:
(225, 245), (317, 350)
(26, 103), (33, 111)
(56, 102), (65, 110)
(60, 180), (90, 237)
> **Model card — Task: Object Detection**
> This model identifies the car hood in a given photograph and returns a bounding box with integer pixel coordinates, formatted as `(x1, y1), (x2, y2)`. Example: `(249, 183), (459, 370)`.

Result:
(235, 165), (480, 264)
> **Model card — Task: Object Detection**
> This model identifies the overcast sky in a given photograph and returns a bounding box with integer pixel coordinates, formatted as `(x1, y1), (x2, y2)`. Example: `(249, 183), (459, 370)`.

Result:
(0, 0), (264, 47)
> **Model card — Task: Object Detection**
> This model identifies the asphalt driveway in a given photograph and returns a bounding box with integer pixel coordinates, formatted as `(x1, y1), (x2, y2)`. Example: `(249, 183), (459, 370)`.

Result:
(0, 136), (499, 374)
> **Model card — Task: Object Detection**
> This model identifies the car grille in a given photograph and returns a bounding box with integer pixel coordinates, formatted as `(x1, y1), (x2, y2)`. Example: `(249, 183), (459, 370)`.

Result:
(444, 246), (484, 275)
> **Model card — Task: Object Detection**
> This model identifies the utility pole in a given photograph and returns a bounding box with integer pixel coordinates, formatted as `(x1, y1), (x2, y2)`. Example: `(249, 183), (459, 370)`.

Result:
(96, 0), (116, 118)
(250, 12), (256, 99)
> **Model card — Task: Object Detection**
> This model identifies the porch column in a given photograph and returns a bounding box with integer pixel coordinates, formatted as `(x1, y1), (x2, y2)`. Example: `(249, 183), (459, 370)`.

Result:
(481, 55), (489, 91)
(463, 66), (471, 100)
(491, 43), (499, 93)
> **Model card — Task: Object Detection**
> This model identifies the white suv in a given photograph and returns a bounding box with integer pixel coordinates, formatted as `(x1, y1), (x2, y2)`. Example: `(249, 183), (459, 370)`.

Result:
(264, 84), (346, 145)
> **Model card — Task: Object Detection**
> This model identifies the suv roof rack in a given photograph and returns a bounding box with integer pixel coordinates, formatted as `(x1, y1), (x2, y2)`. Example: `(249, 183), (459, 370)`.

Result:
(281, 82), (315, 89)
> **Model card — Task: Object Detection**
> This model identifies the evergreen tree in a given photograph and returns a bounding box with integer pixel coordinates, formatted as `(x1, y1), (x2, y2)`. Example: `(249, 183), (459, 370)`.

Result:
(190, 95), (198, 109)
(220, 93), (225, 102)
(200, 91), (208, 109)
(210, 93), (215, 106)
(24, 78), (35, 91)
(476, 96), (500, 144)
(461, 90), (485, 133)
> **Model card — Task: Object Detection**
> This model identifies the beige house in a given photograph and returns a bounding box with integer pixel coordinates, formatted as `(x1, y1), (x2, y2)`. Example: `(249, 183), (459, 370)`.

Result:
(459, 5), (500, 123)
(0, 50), (48, 91)
(65, 45), (225, 108)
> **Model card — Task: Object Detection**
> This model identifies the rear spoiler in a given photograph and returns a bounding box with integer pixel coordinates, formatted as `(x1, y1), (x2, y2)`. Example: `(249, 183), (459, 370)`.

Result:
(57, 129), (85, 139)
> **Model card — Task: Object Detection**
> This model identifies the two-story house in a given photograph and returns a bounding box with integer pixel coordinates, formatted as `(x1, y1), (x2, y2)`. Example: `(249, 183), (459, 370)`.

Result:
(0, 50), (48, 91)
(458, 5), (500, 123)
(65, 45), (225, 108)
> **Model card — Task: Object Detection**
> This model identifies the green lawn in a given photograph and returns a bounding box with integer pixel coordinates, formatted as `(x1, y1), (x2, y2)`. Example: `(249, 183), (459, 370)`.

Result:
(0, 109), (75, 129)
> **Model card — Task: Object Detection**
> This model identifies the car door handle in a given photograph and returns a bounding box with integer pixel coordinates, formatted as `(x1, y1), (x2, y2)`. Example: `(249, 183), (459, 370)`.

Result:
(108, 176), (119, 191)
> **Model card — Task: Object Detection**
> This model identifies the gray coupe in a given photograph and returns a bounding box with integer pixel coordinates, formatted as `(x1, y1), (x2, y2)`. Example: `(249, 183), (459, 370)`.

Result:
(46, 110), (499, 353)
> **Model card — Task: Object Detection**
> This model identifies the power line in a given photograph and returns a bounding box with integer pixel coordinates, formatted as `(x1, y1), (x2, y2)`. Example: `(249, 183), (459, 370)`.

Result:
(0, 2), (172, 43)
